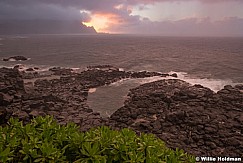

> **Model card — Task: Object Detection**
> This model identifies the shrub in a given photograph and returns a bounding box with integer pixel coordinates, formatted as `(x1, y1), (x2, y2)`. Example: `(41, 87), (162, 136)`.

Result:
(0, 116), (195, 162)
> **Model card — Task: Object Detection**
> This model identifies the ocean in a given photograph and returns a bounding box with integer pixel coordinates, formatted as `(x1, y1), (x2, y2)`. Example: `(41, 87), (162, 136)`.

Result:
(1, 34), (243, 116)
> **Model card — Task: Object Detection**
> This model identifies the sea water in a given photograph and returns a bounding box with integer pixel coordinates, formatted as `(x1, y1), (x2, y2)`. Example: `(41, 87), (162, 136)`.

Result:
(0, 34), (242, 116)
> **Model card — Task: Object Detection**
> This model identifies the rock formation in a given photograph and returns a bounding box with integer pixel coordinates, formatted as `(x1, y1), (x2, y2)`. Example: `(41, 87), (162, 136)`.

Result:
(3, 56), (28, 61)
(109, 79), (243, 157)
(1, 66), (242, 157)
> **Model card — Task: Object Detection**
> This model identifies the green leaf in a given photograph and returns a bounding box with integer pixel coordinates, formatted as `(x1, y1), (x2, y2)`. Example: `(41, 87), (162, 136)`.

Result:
(34, 158), (44, 162)
(0, 147), (10, 156)
(1, 116), (196, 162)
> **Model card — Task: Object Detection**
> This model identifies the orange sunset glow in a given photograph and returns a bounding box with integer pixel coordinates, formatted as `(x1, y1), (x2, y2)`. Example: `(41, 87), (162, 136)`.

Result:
(83, 14), (113, 33)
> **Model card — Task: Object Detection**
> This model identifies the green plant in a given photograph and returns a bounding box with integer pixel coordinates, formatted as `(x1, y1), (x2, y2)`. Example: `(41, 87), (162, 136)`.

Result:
(0, 116), (196, 162)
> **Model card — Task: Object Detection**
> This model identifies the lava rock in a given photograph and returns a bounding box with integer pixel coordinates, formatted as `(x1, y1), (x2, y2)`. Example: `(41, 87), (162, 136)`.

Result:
(108, 79), (243, 157)
(3, 56), (28, 61)
(170, 73), (178, 78)
(26, 68), (35, 72)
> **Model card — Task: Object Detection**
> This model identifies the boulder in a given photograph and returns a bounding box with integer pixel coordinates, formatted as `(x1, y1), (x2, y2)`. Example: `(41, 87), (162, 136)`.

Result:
(26, 68), (34, 72)
(13, 64), (25, 70)
(3, 56), (28, 61)
(235, 84), (243, 90)
(170, 73), (178, 78)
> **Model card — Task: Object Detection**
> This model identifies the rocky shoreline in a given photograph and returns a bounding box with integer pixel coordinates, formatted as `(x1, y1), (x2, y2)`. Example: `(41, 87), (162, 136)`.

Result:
(0, 64), (242, 157)
(0, 65), (172, 129)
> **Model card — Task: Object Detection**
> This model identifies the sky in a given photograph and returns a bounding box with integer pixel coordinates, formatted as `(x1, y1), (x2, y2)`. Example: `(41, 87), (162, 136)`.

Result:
(1, 0), (243, 36)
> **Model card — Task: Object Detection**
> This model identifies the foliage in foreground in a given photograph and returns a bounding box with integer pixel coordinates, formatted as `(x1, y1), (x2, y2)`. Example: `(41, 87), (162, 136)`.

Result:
(0, 116), (195, 162)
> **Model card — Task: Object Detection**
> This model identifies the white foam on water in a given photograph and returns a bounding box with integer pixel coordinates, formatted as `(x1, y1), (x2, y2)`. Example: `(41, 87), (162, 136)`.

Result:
(119, 68), (124, 71)
(110, 78), (130, 87)
(107, 72), (234, 92)
(71, 68), (80, 71)
(135, 71), (234, 92)
(8, 58), (17, 62)
(5, 58), (31, 62)
(71, 67), (82, 73)
(138, 76), (174, 84)
(0, 65), (13, 69)
(86, 70), (240, 117)
(171, 71), (235, 92)
(10, 36), (28, 39)
(36, 67), (50, 72)
(89, 88), (97, 93)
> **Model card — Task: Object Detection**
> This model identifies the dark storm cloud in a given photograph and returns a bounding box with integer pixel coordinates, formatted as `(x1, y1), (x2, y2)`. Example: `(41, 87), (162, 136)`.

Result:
(107, 16), (243, 36)
(1, 0), (242, 20)
(0, 0), (122, 12)
(0, 0), (93, 21)
(1, 0), (243, 36)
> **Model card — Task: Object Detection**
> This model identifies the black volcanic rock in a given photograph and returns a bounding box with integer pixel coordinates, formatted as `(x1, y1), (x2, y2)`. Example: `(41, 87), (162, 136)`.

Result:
(49, 67), (73, 75)
(0, 92), (13, 106)
(0, 68), (25, 95)
(2, 66), (242, 158)
(0, 107), (12, 125)
(0, 66), (164, 130)
(26, 68), (34, 72)
(170, 73), (178, 78)
(130, 71), (164, 78)
(3, 56), (28, 61)
(0, 68), (26, 124)
(109, 79), (243, 157)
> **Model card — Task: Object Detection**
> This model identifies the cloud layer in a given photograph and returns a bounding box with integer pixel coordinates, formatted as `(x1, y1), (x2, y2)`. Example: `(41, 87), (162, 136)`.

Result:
(0, 0), (243, 36)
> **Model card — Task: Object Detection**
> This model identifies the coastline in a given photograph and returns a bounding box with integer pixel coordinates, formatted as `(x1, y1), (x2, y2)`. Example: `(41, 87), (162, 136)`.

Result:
(0, 64), (242, 157)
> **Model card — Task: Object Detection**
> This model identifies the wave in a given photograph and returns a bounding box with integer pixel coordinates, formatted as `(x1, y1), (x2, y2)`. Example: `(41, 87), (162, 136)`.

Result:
(1, 57), (31, 62)
(138, 71), (235, 92)
(8, 36), (28, 39)
(107, 71), (236, 92)
(109, 72), (235, 92)
(0, 63), (238, 93)
(110, 78), (130, 86)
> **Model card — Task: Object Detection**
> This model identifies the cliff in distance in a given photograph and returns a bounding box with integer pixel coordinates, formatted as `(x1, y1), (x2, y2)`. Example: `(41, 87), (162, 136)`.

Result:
(0, 20), (97, 35)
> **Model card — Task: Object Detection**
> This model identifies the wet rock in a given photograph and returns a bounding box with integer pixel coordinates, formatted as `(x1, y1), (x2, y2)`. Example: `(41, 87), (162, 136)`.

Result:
(3, 56), (28, 61)
(13, 64), (25, 70)
(108, 79), (243, 157)
(87, 65), (119, 71)
(34, 67), (39, 70)
(235, 84), (243, 90)
(160, 73), (169, 77)
(3, 65), (242, 157)
(170, 73), (178, 78)
(0, 66), (161, 131)
(49, 67), (73, 75)
(26, 68), (35, 71)
(130, 71), (162, 78)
